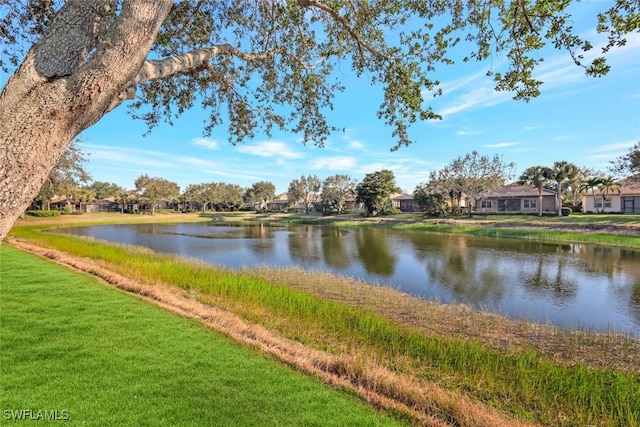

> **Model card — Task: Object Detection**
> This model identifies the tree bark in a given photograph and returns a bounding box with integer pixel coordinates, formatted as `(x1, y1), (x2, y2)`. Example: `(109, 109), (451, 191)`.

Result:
(0, 0), (173, 240)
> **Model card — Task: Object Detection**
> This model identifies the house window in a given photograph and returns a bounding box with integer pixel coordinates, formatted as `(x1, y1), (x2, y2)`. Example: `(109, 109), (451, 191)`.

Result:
(480, 200), (492, 209)
(523, 199), (537, 209)
(595, 199), (612, 208)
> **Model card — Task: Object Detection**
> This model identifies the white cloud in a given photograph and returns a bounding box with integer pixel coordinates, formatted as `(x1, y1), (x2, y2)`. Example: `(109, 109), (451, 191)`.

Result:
(82, 143), (173, 168)
(456, 130), (482, 136)
(191, 137), (220, 150)
(347, 139), (365, 150)
(236, 141), (304, 159)
(485, 142), (519, 148)
(310, 156), (357, 170)
(589, 140), (637, 153)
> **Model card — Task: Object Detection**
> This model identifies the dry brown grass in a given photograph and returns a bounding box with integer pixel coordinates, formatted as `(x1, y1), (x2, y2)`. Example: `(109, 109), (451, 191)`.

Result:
(243, 265), (640, 375)
(7, 237), (537, 427)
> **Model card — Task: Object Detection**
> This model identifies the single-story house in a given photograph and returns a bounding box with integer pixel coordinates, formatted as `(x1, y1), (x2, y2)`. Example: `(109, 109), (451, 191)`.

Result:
(582, 177), (640, 214)
(391, 193), (420, 212)
(266, 194), (290, 211)
(82, 198), (119, 213)
(476, 184), (556, 213)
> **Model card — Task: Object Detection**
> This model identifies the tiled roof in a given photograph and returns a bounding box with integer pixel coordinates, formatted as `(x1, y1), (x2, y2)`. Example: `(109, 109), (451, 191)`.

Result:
(480, 184), (556, 199)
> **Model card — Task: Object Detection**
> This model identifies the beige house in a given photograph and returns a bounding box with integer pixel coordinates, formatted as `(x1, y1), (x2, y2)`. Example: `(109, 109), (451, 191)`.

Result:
(391, 193), (420, 212)
(476, 184), (556, 213)
(582, 177), (640, 214)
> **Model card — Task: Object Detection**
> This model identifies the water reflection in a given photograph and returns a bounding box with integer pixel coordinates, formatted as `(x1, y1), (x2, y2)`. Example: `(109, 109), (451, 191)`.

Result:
(56, 222), (640, 334)
(520, 255), (578, 303)
(354, 228), (396, 276)
(321, 228), (351, 270)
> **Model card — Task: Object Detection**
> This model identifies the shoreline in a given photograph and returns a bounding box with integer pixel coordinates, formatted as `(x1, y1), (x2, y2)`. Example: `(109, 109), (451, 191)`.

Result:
(8, 212), (640, 373)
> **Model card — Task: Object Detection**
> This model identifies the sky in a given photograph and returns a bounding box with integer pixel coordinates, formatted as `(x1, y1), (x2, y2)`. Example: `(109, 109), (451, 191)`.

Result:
(58, 4), (640, 194)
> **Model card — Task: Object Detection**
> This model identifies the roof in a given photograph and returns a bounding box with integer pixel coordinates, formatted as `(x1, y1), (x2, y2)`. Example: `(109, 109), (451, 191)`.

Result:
(479, 184), (556, 199)
(391, 193), (414, 201)
(584, 176), (640, 196)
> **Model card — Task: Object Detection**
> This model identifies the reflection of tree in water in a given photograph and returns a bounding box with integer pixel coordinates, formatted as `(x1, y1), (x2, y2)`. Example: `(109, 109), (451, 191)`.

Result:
(288, 225), (322, 264)
(321, 227), (351, 270)
(422, 237), (505, 305)
(520, 252), (578, 302)
(630, 282), (640, 324)
(244, 224), (275, 254)
(353, 228), (396, 276)
(575, 245), (630, 277)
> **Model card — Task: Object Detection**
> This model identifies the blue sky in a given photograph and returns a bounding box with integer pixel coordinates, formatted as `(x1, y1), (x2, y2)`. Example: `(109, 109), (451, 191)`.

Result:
(73, 5), (640, 195)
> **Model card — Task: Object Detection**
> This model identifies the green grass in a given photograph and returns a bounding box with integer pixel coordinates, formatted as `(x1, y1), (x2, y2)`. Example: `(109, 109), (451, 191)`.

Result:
(0, 244), (405, 426)
(8, 226), (640, 426)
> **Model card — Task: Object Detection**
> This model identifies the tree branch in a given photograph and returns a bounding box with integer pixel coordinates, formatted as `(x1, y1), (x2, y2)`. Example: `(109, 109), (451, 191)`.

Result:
(296, 0), (395, 60)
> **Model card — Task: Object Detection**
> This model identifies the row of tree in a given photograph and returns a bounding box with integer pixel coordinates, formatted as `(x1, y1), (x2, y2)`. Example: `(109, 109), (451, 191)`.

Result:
(413, 149), (637, 218)
(34, 142), (640, 217)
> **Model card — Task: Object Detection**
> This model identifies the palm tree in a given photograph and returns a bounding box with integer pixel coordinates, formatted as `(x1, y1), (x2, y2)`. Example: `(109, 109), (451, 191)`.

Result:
(579, 177), (604, 213)
(551, 161), (579, 216)
(518, 166), (552, 216)
(597, 176), (621, 213)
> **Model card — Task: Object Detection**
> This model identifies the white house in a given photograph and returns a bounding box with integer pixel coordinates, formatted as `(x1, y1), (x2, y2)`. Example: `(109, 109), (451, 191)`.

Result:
(582, 177), (640, 214)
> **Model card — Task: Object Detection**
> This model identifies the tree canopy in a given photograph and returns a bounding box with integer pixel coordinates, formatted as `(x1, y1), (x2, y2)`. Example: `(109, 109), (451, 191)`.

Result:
(356, 169), (400, 216)
(611, 142), (640, 179)
(1, 1), (639, 238)
(428, 151), (515, 216)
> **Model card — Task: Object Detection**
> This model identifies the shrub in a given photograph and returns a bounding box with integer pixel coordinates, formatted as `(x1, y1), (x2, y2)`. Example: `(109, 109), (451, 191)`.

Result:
(60, 205), (72, 215)
(561, 207), (572, 216)
(26, 210), (61, 217)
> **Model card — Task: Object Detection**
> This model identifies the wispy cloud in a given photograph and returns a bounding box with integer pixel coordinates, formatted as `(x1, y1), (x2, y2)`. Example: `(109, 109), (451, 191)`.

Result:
(236, 141), (304, 159)
(82, 143), (173, 168)
(430, 32), (640, 119)
(485, 142), (519, 148)
(191, 137), (220, 150)
(310, 156), (357, 170)
(589, 140), (637, 153)
(456, 130), (482, 136)
(347, 139), (365, 150)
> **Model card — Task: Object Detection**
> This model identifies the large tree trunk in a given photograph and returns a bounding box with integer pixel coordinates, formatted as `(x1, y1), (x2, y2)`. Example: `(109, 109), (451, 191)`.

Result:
(0, 0), (172, 240)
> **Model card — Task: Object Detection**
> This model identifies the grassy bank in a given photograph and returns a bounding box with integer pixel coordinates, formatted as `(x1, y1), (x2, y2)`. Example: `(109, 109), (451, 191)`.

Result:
(0, 244), (404, 426)
(7, 219), (640, 426)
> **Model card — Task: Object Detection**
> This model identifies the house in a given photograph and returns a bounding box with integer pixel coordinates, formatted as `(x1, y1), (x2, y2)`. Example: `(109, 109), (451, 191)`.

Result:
(391, 193), (420, 212)
(476, 183), (556, 213)
(582, 177), (640, 214)
(81, 198), (119, 213)
(266, 194), (290, 211)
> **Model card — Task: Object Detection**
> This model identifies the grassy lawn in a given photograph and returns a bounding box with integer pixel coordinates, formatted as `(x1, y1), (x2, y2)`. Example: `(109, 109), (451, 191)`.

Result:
(7, 220), (640, 426)
(0, 244), (404, 426)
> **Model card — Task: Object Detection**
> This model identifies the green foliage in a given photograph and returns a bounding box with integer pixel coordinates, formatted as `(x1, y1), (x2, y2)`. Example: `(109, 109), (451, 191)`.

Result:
(413, 186), (446, 217)
(4, 2), (637, 150)
(611, 141), (640, 178)
(321, 174), (357, 215)
(244, 181), (276, 210)
(288, 175), (321, 214)
(134, 174), (180, 215)
(355, 170), (399, 216)
(25, 209), (61, 217)
(88, 181), (124, 200)
(561, 207), (572, 216)
(429, 151), (515, 217)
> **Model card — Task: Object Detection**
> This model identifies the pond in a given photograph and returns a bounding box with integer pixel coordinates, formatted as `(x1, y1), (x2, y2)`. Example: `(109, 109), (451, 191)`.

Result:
(56, 222), (640, 335)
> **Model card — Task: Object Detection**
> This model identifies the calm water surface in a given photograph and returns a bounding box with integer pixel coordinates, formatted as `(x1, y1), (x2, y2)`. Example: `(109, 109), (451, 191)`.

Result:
(57, 222), (640, 335)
